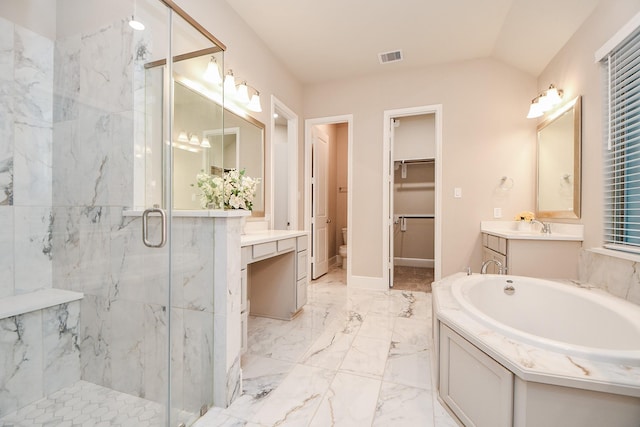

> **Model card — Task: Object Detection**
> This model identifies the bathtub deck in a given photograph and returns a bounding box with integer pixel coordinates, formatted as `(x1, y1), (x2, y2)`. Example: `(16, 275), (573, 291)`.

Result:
(0, 380), (197, 427)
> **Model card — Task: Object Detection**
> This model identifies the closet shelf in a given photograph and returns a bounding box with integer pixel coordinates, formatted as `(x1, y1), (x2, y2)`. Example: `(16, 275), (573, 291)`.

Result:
(394, 158), (435, 165)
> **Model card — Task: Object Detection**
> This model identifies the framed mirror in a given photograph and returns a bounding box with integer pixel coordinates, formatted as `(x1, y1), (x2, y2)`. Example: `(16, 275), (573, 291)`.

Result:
(173, 79), (265, 215)
(536, 96), (581, 219)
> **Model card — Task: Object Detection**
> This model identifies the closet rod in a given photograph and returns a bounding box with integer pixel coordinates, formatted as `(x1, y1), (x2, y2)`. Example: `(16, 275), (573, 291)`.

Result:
(395, 214), (435, 219)
(395, 159), (435, 165)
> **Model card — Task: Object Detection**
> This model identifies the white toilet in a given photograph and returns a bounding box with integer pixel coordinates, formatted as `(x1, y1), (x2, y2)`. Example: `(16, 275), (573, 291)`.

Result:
(338, 228), (348, 270)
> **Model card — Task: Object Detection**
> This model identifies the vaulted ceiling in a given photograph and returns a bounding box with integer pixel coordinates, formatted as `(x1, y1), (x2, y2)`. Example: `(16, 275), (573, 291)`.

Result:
(225, 0), (600, 84)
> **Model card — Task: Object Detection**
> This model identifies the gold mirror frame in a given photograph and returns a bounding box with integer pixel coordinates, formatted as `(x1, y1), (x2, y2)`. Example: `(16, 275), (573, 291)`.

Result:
(536, 96), (582, 219)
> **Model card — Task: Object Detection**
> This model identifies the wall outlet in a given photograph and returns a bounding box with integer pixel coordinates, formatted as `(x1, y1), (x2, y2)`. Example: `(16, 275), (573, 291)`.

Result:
(493, 207), (502, 218)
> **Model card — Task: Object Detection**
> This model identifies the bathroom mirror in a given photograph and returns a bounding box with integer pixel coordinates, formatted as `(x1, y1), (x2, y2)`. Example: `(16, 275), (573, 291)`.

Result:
(173, 79), (265, 215)
(144, 50), (265, 216)
(536, 96), (581, 219)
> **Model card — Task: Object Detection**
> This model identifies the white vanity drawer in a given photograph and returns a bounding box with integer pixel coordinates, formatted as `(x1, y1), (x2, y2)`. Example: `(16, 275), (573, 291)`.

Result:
(253, 241), (277, 259)
(297, 235), (308, 252)
(277, 238), (296, 253)
(297, 250), (308, 281)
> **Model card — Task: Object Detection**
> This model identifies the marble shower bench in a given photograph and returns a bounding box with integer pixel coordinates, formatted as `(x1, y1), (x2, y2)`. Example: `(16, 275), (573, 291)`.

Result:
(0, 288), (84, 417)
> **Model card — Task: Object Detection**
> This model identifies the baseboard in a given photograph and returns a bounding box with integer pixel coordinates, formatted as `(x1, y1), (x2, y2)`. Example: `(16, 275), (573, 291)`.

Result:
(394, 257), (434, 268)
(349, 274), (388, 291)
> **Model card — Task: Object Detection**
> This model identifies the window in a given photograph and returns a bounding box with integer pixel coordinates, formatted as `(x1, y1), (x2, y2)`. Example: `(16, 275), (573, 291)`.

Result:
(600, 23), (640, 253)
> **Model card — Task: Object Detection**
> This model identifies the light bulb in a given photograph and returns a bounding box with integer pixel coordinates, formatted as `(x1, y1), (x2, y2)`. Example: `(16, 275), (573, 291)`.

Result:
(200, 137), (211, 148)
(545, 85), (562, 106)
(237, 81), (250, 104)
(189, 135), (200, 146)
(224, 71), (236, 97)
(526, 100), (543, 119)
(177, 131), (189, 142)
(203, 57), (222, 85)
(248, 93), (262, 112)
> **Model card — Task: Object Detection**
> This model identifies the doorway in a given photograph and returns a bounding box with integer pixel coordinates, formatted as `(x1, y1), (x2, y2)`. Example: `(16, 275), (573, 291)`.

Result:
(271, 96), (298, 230)
(305, 116), (353, 281)
(383, 106), (442, 289)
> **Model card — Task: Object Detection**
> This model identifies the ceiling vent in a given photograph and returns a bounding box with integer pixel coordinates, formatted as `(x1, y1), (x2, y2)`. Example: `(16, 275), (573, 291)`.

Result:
(378, 50), (403, 64)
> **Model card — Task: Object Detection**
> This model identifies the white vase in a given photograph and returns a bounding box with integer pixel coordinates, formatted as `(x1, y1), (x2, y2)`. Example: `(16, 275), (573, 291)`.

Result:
(517, 221), (532, 232)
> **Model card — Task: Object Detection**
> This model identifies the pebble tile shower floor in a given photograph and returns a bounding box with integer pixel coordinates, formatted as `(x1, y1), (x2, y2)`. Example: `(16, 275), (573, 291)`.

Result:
(0, 381), (196, 427)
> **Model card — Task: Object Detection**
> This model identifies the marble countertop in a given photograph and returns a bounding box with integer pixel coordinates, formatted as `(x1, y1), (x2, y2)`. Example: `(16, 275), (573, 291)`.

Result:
(123, 208), (252, 218)
(433, 273), (640, 398)
(241, 230), (308, 247)
(481, 220), (584, 241)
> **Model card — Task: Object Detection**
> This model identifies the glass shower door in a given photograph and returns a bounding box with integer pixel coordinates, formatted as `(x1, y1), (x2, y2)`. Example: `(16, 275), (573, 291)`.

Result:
(0, 0), (223, 425)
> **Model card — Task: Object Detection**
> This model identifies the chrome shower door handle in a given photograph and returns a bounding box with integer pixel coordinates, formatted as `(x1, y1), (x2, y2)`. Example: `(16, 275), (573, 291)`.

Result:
(142, 207), (167, 248)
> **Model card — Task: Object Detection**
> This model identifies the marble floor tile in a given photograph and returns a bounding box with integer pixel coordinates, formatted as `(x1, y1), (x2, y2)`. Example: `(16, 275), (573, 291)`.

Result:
(339, 335), (390, 378)
(300, 329), (356, 370)
(373, 382), (435, 427)
(248, 364), (335, 426)
(383, 346), (432, 390)
(309, 372), (381, 426)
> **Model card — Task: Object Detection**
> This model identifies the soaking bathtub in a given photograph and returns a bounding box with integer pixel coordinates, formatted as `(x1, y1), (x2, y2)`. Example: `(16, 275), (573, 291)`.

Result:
(433, 273), (640, 427)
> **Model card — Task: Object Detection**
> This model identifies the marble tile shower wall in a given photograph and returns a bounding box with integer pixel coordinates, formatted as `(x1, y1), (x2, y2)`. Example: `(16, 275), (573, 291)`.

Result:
(0, 301), (81, 416)
(579, 250), (640, 305)
(0, 16), (54, 297)
(50, 17), (217, 414)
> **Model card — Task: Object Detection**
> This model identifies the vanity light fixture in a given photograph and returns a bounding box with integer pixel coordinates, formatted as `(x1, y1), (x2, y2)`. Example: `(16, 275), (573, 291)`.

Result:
(203, 57), (222, 85)
(236, 81), (250, 104)
(224, 70), (237, 98)
(177, 131), (189, 143)
(248, 91), (262, 113)
(527, 84), (564, 118)
(220, 68), (262, 113)
(200, 137), (211, 148)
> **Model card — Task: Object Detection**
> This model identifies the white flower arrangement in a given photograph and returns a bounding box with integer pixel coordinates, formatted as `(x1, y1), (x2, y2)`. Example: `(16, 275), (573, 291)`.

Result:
(514, 211), (535, 222)
(195, 169), (260, 210)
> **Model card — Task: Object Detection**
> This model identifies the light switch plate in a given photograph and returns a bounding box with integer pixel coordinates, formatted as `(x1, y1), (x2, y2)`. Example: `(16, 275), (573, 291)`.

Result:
(454, 187), (462, 198)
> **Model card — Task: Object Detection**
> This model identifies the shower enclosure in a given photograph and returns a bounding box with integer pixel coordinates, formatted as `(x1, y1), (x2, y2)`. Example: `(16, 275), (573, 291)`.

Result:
(0, 0), (225, 425)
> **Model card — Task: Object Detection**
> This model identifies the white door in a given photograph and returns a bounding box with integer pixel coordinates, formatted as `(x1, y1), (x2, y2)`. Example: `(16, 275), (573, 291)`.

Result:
(312, 127), (329, 279)
(388, 119), (395, 287)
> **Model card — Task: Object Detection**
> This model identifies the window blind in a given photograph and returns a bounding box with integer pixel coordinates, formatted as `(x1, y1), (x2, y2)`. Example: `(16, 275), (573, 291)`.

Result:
(602, 25), (640, 253)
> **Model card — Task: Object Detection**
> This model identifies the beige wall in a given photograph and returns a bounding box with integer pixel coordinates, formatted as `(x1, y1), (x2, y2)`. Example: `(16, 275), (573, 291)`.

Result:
(537, 0), (640, 250)
(305, 59), (536, 278)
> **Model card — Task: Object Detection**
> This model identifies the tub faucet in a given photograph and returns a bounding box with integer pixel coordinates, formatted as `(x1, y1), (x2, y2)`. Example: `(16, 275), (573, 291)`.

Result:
(531, 219), (551, 234)
(481, 259), (505, 274)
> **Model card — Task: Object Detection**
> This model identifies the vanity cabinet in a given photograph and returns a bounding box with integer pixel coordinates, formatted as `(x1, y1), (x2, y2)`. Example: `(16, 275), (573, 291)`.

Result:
(439, 324), (514, 427)
(240, 231), (308, 353)
(481, 233), (582, 279)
